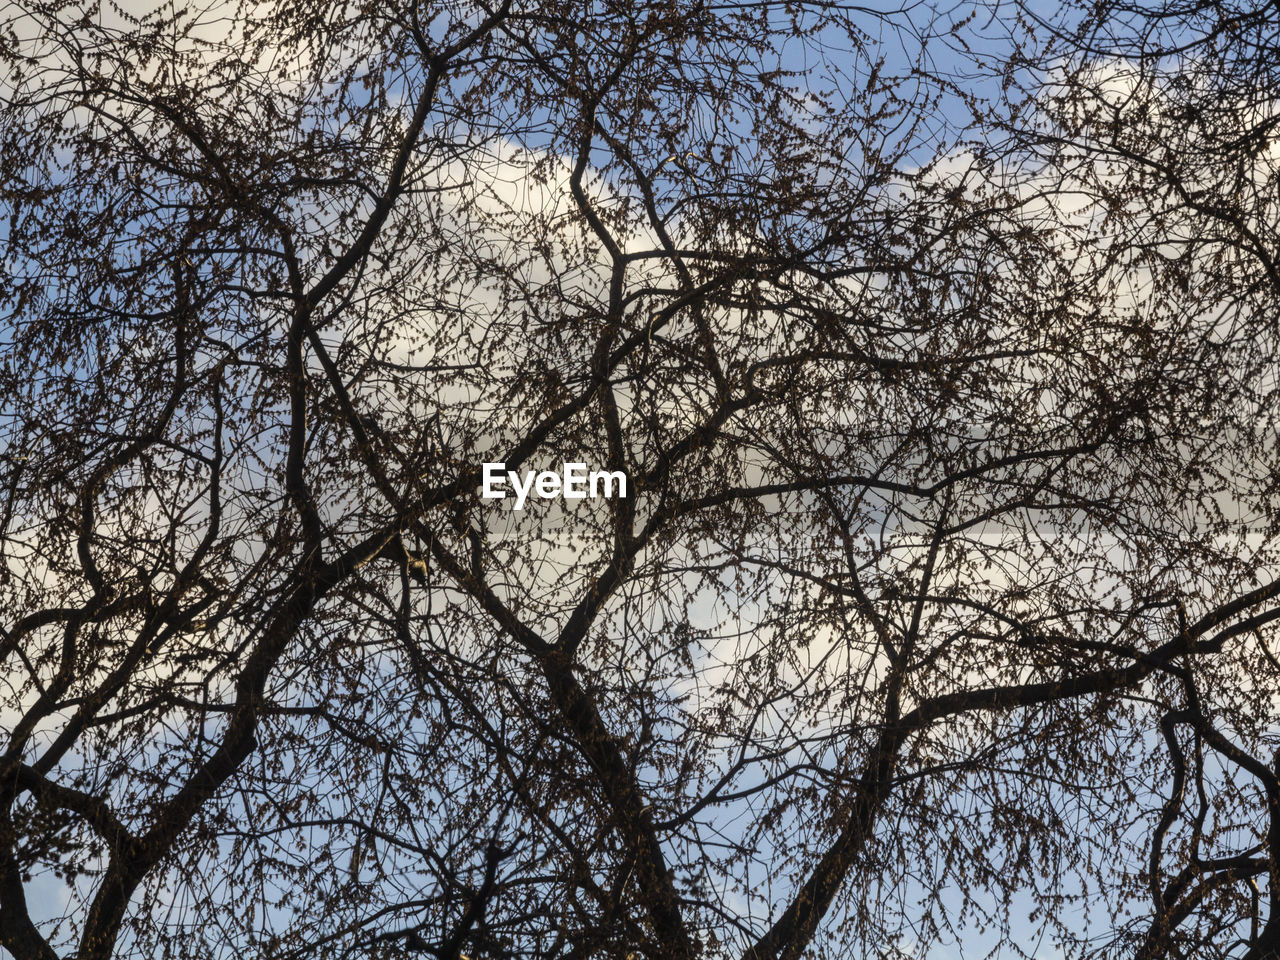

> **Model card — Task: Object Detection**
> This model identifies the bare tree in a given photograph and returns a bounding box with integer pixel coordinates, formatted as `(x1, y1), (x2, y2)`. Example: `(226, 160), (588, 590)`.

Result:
(3, 2), (1280, 959)
(1001, 3), (1280, 955)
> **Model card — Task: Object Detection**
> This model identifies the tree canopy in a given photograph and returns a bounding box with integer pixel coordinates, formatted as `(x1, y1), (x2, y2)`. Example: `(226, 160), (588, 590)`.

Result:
(3, 1), (1280, 958)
